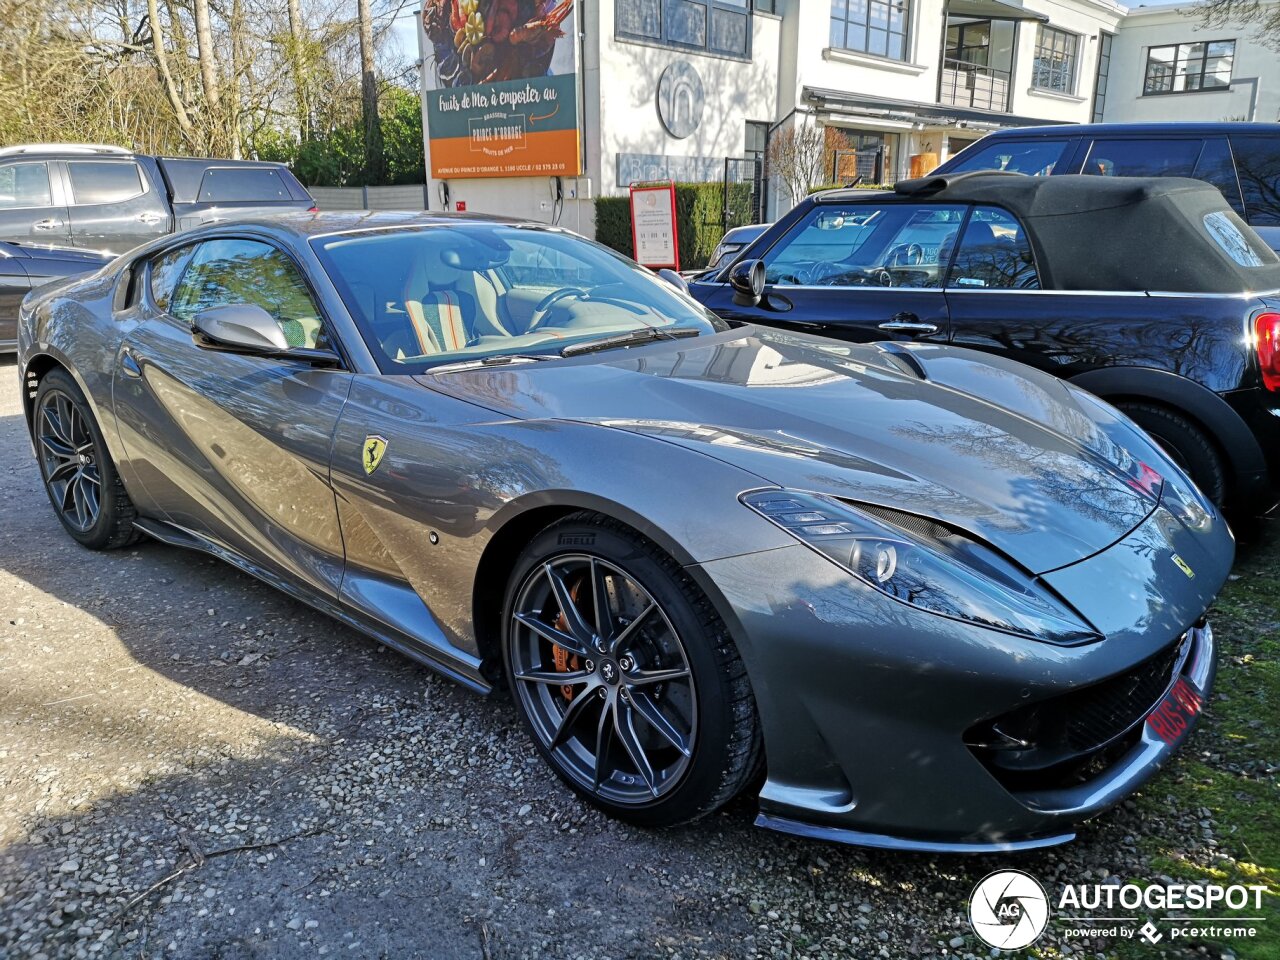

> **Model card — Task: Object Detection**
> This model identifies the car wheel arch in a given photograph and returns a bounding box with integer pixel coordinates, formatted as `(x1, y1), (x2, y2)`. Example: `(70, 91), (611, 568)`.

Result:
(470, 492), (721, 685)
(1068, 366), (1261, 489)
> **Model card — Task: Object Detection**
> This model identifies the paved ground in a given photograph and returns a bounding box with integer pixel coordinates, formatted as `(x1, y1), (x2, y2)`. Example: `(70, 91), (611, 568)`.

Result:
(0, 355), (1270, 960)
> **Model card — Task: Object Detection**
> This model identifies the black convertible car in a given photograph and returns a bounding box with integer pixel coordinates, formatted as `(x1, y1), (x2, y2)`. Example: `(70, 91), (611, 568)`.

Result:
(691, 173), (1280, 514)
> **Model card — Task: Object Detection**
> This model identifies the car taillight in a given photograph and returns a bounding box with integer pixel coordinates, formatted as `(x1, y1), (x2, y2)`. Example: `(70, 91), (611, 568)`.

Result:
(1256, 312), (1280, 392)
(307, 204), (319, 213)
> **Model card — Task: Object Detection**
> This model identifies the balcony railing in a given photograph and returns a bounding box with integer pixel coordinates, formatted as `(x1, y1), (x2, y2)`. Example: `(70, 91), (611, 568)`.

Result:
(938, 57), (1012, 112)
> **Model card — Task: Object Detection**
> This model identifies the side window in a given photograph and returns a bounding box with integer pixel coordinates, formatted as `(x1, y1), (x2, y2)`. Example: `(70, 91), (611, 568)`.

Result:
(171, 238), (327, 349)
(944, 139), (1072, 177)
(149, 243), (198, 311)
(1230, 136), (1280, 227)
(1193, 138), (1244, 214)
(0, 162), (53, 209)
(1082, 138), (1202, 177)
(196, 168), (291, 202)
(67, 161), (146, 204)
(945, 206), (1039, 290)
(763, 204), (968, 288)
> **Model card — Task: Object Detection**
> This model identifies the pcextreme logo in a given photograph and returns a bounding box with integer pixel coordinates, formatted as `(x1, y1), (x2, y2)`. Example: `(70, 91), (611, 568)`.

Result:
(967, 870), (1268, 948)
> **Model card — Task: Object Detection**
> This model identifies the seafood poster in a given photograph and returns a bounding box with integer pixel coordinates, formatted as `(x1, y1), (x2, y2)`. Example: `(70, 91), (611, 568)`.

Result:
(421, 0), (582, 178)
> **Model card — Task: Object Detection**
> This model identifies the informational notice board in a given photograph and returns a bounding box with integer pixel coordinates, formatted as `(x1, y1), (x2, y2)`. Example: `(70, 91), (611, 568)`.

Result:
(629, 181), (679, 271)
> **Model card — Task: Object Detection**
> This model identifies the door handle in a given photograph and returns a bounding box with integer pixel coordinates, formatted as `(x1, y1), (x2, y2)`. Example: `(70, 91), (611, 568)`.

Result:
(136, 212), (165, 224)
(120, 348), (142, 379)
(32, 218), (63, 231)
(878, 313), (938, 336)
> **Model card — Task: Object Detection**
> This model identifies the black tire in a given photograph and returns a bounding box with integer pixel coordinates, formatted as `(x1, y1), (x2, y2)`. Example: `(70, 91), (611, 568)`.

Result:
(1116, 401), (1227, 507)
(502, 512), (762, 828)
(33, 368), (143, 550)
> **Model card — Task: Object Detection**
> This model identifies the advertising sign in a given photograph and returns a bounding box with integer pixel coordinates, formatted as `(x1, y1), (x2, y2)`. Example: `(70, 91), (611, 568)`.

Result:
(420, 0), (582, 179)
(629, 181), (679, 271)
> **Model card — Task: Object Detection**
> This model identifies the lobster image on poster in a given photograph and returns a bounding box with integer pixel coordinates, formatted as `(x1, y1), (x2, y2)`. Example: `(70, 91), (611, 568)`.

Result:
(421, 0), (582, 178)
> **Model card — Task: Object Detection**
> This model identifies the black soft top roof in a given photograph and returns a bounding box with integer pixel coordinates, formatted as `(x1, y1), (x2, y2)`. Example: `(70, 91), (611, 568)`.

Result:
(887, 172), (1280, 293)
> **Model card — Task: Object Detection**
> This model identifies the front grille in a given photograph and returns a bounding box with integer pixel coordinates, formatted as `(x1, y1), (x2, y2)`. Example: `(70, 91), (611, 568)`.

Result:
(968, 634), (1189, 790)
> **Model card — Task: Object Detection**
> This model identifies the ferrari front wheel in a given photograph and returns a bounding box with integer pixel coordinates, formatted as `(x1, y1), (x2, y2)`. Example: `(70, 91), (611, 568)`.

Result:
(503, 513), (762, 827)
(33, 368), (142, 550)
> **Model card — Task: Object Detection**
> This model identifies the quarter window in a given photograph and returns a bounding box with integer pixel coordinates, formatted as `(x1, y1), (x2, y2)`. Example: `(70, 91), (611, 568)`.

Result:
(1032, 26), (1079, 95)
(1230, 136), (1280, 227)
(762, 203), (967, 288)
(197, 168), (292, 202)
(67, 161), (145, 204)
(1143, 40), (1234, 95)
(830, 0), (911, 62)
(0, 162), (52, 209)
(616, 0), (753, 59)
(946, 207), (1038, 290)
(170, 239), (327, 349)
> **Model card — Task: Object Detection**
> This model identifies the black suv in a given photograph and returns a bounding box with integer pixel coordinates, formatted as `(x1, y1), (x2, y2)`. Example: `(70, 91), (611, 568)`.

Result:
(0, 144), (315, 255)
(933, 122), (1280, 253)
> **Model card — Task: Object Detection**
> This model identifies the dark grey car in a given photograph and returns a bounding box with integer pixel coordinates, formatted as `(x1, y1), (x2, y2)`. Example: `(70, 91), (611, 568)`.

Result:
(0, 241), (113, 351)
(17, 212), (1234, 852)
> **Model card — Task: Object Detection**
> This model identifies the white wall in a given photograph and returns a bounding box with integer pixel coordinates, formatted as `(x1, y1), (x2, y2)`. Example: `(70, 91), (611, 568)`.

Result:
(595, 2), (782, 196)
(1006, 0), (1125, 122)
(1103, 3), (1280, 123)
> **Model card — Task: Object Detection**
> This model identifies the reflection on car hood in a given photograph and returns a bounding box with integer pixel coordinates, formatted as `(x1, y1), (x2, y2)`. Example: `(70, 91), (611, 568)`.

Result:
(422, 328), (1154, 574)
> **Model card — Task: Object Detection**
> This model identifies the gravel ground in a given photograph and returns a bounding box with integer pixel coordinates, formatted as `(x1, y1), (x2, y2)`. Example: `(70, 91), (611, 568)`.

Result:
(0, 355), (1266, 960)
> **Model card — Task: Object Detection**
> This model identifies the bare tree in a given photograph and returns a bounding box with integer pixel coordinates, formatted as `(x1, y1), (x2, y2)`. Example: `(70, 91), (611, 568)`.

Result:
(1192, 0), (1280, 50)
(766, 121), (853, 208)
(357, 0), (384, 181)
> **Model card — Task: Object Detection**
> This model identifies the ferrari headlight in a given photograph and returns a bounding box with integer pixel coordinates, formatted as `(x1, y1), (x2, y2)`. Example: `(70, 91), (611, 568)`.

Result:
(743, 490), (1100, 646)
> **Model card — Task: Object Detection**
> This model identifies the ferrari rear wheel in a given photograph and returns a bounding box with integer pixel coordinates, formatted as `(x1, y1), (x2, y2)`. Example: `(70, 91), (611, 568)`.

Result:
(34, 368), (142, 550)
(503, 513), (762, 827)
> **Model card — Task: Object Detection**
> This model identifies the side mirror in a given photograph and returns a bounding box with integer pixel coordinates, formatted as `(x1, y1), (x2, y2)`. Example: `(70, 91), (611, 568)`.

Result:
(656, 268), (689, 295)
(729, 259), (766, 307)
(193, 303), (289, 353)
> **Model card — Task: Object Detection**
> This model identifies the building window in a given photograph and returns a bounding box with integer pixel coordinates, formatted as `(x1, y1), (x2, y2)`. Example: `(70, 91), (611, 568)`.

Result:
(1032, 25), (1079, 95)
(1143, 40), (1235, 95)
(1092, 32), (1113, 122)
(830, 0), (911, 62)
(616, 0), (754, 60)
(744, 121), (768, 162)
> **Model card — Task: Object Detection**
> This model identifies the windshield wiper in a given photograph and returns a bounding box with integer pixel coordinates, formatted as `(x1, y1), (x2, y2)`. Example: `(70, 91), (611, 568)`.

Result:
(560, 326), (702, 358)
(428, 354), (555, 374)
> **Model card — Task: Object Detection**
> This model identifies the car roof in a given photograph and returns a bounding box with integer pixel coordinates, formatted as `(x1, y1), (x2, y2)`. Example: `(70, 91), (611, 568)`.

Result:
(218, 209), (530, 239)
(969, 121), (1280, 139)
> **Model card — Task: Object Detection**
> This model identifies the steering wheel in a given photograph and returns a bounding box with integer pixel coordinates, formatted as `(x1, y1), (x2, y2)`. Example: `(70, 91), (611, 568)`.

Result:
(528, 286), (588, 330)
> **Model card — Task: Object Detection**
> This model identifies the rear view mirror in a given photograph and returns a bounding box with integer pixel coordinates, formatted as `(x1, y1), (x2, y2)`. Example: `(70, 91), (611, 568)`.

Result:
(657, 268), (689, 294)
(729, 259), (766, 306)
(193, 303), (288, 352)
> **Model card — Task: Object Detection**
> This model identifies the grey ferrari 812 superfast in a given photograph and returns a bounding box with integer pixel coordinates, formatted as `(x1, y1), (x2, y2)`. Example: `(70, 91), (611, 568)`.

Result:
(17, 213), (1233, 852)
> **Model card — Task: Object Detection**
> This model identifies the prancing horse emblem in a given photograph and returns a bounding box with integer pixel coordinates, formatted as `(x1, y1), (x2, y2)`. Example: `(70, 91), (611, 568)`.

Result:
(362, 435), (388, 475)
(1171, 553), (1195, 579)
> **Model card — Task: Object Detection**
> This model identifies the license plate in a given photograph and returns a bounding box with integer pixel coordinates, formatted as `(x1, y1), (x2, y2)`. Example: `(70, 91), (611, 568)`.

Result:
(1146, 677), (1204, 745)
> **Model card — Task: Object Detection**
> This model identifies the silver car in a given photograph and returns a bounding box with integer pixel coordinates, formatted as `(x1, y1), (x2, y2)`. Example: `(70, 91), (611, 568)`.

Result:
(17, 212), (1233, 851)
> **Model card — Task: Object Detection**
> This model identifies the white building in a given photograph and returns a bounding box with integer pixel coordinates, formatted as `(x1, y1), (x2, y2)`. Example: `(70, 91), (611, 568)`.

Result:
(1102, 3), (1280, 124)
(417, 0), (1278, 236)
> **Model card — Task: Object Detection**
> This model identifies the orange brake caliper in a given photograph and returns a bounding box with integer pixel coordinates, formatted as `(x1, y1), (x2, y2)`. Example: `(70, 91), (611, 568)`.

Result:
(551, 578), (584, 701)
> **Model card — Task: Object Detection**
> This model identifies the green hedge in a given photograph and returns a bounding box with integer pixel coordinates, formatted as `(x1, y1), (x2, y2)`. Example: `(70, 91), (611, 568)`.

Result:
(595, 181), (755, 269)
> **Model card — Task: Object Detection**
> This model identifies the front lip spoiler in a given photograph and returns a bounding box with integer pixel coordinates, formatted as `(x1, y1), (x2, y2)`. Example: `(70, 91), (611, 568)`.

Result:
(753, 622), (1216, 854)
(754, 814), (1075, 853)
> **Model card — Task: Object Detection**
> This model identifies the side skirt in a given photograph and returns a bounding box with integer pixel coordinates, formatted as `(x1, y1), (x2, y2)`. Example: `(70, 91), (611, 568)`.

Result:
(133, 518), (491, 695)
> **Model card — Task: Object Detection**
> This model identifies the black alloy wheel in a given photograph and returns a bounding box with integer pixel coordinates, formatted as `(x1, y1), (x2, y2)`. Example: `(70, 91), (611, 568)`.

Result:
(503, 514), (761, 827)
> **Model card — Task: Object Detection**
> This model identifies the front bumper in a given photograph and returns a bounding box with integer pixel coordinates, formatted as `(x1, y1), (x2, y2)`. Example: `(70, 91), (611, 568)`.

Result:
(692, 500), (1231, 853)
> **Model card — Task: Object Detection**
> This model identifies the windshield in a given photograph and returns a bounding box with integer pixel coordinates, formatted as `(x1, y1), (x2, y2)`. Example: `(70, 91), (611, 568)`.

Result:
(312, 224), (724, 371)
